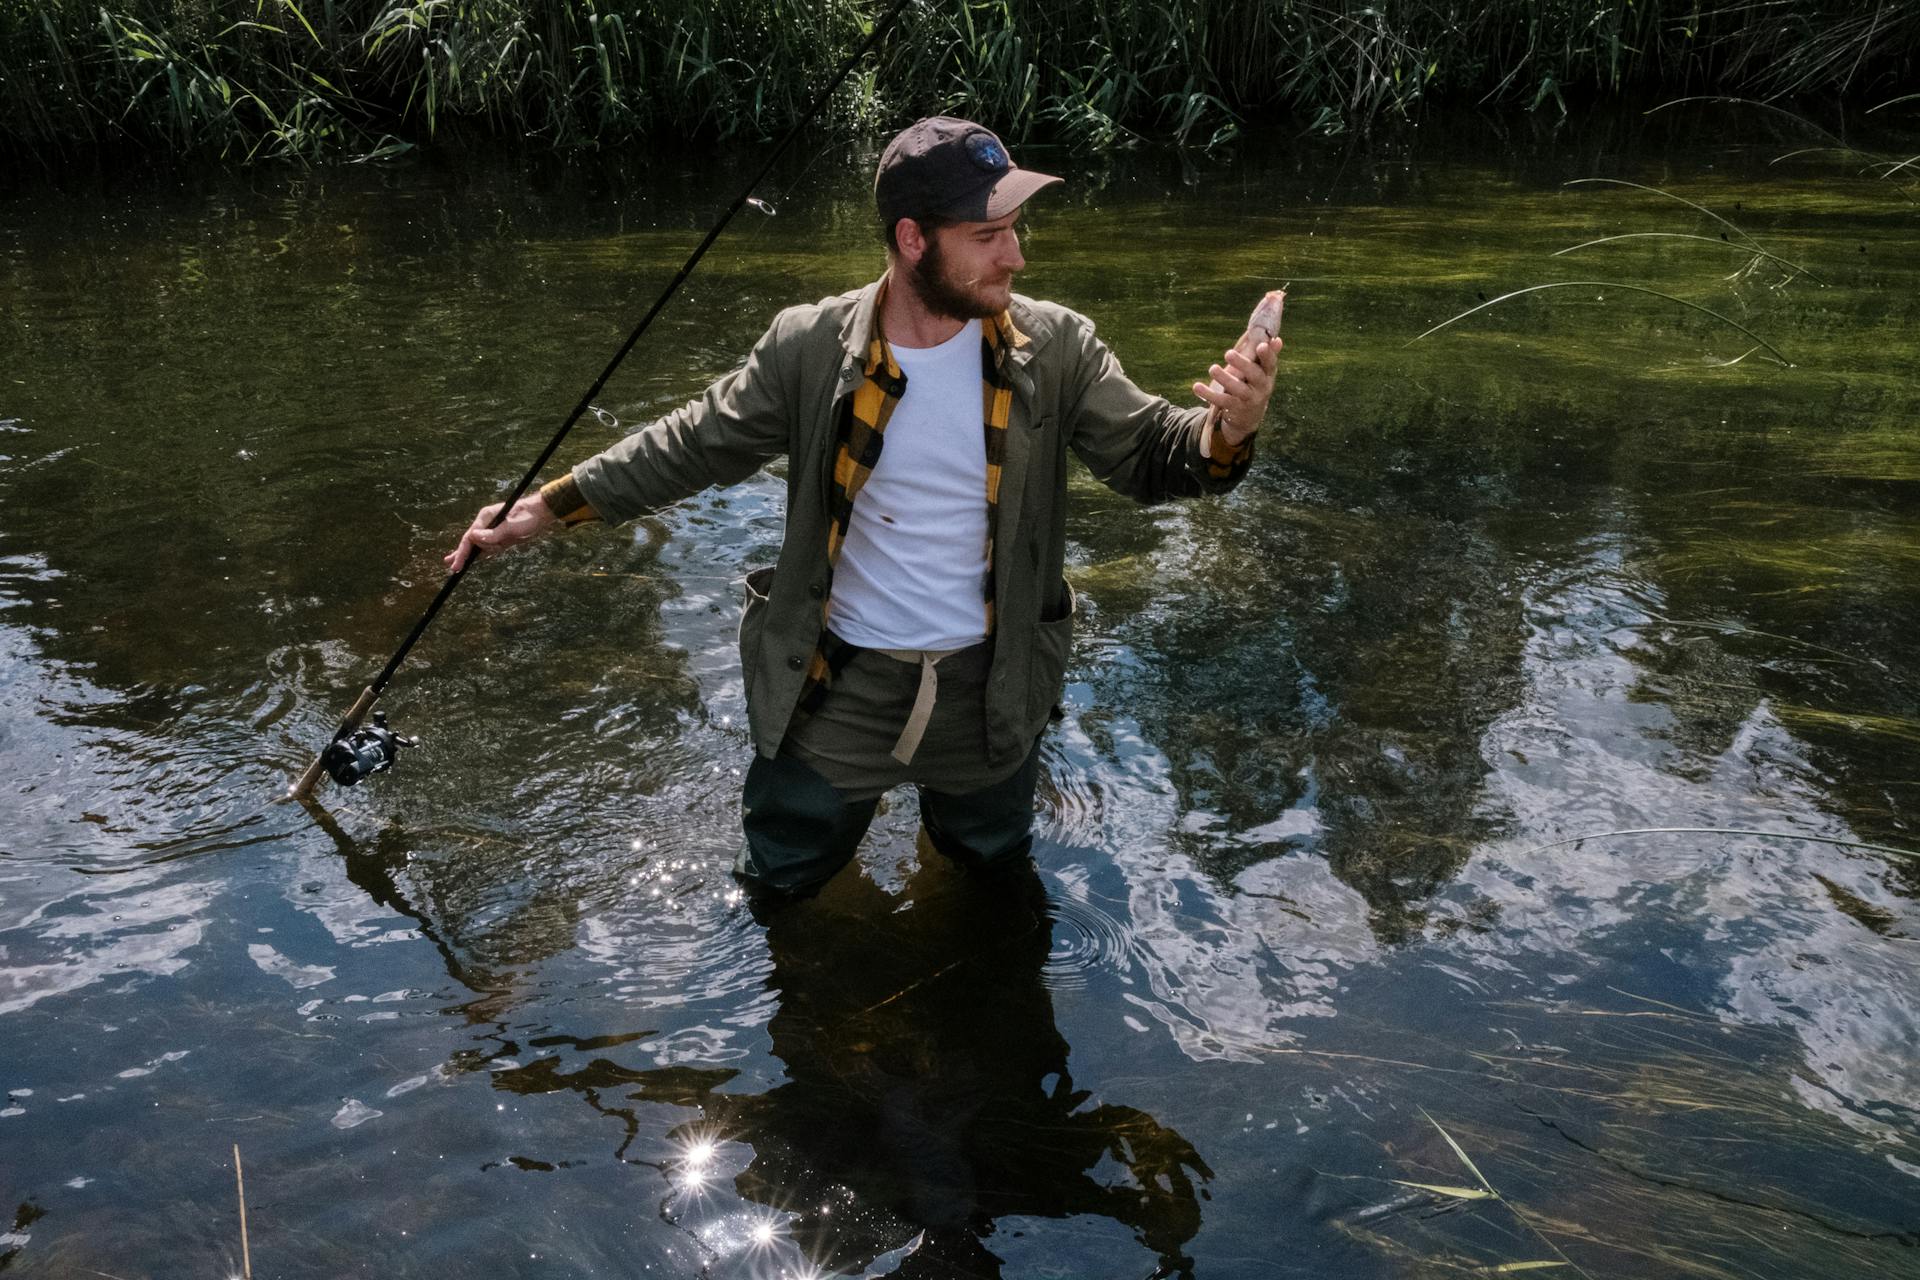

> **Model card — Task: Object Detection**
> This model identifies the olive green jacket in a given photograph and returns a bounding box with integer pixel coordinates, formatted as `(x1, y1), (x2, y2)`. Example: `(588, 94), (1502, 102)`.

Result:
(571, 278), (1256, 768)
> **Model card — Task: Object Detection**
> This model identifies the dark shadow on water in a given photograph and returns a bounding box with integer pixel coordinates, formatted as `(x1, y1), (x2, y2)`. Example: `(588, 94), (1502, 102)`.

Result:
(315, 806), (562, 1025)
(490, 853), (1214, 1277)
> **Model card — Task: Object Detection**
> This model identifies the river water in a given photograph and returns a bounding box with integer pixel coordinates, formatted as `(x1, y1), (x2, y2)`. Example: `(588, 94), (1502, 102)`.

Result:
(2, 112), (1917, 1278)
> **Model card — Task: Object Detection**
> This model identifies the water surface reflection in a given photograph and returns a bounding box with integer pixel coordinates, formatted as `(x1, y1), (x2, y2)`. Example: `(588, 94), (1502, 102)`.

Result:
(2, 116), (1917, 1277)
(492, 855), (1211, 1276)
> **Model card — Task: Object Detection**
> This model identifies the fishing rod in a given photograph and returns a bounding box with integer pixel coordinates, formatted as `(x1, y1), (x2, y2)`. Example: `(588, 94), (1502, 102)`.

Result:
(289, 0), (918, 802)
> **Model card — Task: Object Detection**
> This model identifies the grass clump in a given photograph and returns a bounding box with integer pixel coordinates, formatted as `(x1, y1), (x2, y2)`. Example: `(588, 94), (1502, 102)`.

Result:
(2, 1), (1917, 164)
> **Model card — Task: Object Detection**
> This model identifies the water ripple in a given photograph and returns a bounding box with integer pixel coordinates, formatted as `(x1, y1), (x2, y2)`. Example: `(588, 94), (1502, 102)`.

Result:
(1040, 876), (1135, 992)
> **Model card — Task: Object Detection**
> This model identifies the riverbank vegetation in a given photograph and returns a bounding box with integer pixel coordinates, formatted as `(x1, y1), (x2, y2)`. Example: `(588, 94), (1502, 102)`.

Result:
(2, 0), (1915, 164)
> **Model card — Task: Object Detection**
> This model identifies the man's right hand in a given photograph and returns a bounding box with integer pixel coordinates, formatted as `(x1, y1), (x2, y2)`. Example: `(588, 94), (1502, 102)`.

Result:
(444, 495), (557, 572)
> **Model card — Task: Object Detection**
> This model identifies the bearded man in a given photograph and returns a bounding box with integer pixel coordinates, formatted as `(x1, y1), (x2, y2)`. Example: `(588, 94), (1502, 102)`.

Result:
(446, 116), (1280, 899)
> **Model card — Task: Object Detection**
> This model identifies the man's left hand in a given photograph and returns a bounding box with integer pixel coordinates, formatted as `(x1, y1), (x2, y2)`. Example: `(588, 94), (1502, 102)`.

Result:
(1192, 338), (1280, 446)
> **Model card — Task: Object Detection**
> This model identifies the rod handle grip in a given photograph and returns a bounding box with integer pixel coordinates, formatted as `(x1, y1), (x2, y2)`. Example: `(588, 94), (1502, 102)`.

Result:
(288, 685), (380, 801)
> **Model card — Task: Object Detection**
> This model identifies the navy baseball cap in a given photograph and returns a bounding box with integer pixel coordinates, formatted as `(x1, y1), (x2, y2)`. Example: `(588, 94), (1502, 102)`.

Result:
(875, 116), (1061, 228)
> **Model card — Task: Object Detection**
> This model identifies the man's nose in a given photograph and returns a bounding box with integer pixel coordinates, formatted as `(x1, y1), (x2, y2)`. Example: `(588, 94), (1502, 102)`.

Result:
(1003, 231), (1025, 272)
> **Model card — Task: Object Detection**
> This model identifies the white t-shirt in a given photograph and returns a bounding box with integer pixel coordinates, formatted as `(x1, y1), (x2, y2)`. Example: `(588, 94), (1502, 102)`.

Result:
(828, 318), (990, 650)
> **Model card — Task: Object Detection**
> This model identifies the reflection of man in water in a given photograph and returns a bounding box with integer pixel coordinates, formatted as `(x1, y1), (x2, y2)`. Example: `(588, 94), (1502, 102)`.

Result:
(445, 116), (1276, 898)
(724, 860), (1211, 1275)
(497, 857), (1213, 1276)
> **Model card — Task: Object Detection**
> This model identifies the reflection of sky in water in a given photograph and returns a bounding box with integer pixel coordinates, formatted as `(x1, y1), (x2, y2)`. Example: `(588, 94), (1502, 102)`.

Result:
(1051, 523), (1917, 1186)
(0, 637), (213, 1018)
(1459, 538), (1919, 1164)
(1047, 707), (1378, 1061)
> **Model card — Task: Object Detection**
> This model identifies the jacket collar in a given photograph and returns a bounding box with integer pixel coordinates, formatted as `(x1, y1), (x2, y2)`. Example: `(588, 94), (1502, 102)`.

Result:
(837, 273), (1037, 373)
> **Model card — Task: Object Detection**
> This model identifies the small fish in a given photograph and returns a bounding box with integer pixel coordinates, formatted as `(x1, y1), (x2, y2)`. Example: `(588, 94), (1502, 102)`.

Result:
(1209, 289), (1285, 395)
(1242, 288), (1286, 349)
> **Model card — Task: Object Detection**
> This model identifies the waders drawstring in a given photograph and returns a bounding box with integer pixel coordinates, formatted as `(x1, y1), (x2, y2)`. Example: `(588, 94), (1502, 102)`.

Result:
(289, 0), (918, 802)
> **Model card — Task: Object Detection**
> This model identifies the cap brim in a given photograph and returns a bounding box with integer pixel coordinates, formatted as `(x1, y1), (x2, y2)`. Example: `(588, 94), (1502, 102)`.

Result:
(936, 168), (1063, 222)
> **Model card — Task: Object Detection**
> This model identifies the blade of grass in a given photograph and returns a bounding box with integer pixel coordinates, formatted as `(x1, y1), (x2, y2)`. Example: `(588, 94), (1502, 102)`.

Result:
(1392, 1179), (1498, 1200)
(1418, 1113), (1603, 1280)
(1770, 145), (1881, 166)
(278, 0), (324, 48)
(1644, 95), (1847, 145)
(1420, 1109), (1498, 1195)
(1549, 232), (1821, 282)
(1406, 281), (1792, 366)
(233, 1144), (252, 1280)
(1563, 178), (1763, 252)
(1513, 826), (1919, 862)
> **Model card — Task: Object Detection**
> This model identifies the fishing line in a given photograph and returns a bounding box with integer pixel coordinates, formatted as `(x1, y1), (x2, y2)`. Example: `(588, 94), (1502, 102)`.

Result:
(289, 0), (918, 802)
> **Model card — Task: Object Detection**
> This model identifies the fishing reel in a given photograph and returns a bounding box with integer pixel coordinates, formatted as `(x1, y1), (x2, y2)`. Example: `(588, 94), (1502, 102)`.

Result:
(321, 711), (418, 787)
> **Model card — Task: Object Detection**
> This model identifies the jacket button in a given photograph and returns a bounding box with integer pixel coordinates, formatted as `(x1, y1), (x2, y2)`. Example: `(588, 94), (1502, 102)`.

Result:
(808, 582), (824, 599)
(787, 655), (805, 671)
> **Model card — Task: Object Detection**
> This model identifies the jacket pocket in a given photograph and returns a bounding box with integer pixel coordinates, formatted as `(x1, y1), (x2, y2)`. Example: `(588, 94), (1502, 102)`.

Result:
(1025, 580), (1077, 729)
(738, 566), (776, 703)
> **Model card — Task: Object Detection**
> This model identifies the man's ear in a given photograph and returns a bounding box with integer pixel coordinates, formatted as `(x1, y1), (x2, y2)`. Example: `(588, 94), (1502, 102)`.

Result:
(894, 217), (929, 267)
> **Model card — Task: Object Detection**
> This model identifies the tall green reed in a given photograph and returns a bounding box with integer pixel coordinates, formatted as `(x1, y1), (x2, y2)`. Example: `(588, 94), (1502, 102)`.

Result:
(2, 1), (1914, 164)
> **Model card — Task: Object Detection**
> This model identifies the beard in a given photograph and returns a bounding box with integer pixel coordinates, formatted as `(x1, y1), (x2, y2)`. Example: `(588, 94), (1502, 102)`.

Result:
(906, 234), (1006, 321)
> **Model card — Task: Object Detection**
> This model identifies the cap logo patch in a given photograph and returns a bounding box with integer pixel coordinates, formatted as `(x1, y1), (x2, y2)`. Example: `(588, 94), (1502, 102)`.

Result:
(966, 134), (1008, 173)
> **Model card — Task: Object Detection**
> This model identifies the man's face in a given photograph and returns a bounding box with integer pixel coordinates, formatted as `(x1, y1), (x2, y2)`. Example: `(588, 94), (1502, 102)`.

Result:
(906, 210), (1027, 320)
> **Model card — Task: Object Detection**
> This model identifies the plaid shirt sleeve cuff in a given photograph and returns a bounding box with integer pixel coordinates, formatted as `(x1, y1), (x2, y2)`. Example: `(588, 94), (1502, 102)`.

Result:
(540, 473), (601, 526)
